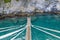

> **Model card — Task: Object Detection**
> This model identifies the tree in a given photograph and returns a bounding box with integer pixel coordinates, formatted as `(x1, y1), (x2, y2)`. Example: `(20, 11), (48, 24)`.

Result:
(4, 0), (11, 3)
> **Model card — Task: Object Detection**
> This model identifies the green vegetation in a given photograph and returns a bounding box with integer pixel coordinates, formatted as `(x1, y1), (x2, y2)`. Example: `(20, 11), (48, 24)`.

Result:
(4, 0), (11, 3)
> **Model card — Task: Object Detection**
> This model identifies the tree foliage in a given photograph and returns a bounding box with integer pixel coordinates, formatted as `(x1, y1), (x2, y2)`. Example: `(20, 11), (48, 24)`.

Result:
(4, 0), (11, 3)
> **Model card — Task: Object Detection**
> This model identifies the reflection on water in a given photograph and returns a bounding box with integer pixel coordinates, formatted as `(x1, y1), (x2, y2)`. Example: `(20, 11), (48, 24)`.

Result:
(0, 14), (60, 40)
(0, 17), (27, 28)
(32, 14), (60, 30)
(31, 14), (60, 40)
(0, 17), (27, 40)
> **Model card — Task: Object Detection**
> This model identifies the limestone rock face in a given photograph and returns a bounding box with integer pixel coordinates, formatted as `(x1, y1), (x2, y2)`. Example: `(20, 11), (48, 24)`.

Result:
(0, 0), (60, 14)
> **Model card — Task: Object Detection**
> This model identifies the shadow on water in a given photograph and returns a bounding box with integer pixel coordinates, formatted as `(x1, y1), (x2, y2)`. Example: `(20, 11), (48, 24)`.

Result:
(0, 17), (27, 28)
(31, 13), (60, 30)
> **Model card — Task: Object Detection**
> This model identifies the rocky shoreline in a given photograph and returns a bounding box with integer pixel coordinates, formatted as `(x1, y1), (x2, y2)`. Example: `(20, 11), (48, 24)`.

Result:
(0, 12), (60, 19)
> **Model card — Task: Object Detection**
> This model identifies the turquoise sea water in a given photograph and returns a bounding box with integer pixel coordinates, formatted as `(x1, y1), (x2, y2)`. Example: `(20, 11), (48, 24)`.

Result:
(0, 17), (27, 40)
(31, 14), (60, 40)
(0, 14), (60, 40)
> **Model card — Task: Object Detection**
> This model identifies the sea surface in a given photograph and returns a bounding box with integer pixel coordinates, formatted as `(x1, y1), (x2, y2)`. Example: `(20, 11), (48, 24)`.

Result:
(0, 14), (60, 40)
(31, 14), (60, 40)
